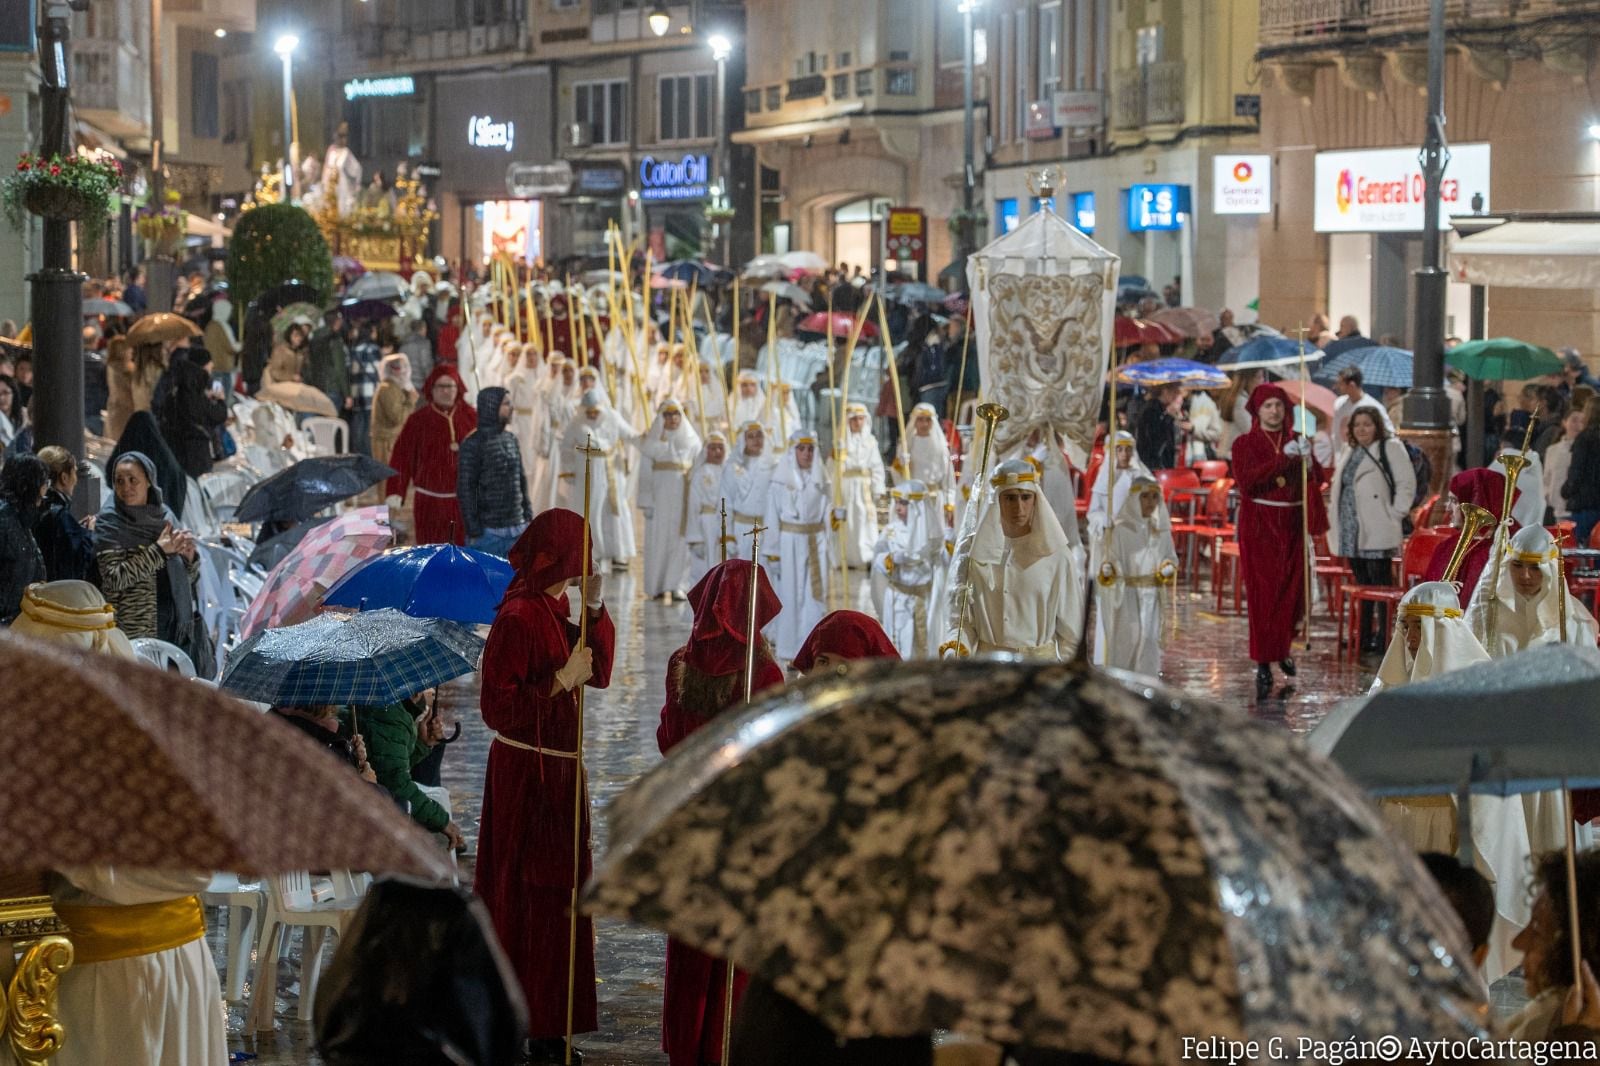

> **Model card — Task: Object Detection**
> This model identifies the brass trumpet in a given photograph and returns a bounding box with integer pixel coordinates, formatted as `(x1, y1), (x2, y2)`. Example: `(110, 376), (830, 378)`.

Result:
(1484, 415), (1539, 646)
(1441, 502), (1495, 583)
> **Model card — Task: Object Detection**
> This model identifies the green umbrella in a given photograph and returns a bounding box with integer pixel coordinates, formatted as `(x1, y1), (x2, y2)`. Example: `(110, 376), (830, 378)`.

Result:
(1445, 337), (1563, 380)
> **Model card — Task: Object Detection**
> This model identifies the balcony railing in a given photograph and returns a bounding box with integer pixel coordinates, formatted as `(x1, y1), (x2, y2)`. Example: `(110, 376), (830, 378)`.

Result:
(787, 74), (826, 101)
(72, 38), (151, 136)
(335, 18), (524, 69)
(1257, 0), (1538, 49)
(1112, 60), (1184, 130)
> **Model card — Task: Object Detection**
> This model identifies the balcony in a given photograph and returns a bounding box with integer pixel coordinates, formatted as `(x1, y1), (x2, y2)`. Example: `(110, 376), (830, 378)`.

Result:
(1257, 0), (1561, 51)
(163, 0), (255, 33)
(335, 17), (525, 70)
(787, 74), (826, 101)
(1112, 60), (1184, 130)
(73, 38), (151, 140)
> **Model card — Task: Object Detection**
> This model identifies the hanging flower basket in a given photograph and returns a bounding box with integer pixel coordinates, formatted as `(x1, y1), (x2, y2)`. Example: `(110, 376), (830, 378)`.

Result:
(136, 208), (187, 257)
(2, 152), (123, 248)
(705, 205), (736, 225)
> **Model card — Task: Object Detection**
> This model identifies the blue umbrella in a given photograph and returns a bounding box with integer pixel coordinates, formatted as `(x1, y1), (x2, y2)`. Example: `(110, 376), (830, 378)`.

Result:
(322, 544), (515, 625)
(1215, 334), (1319, 371)
(1116, 357), (1228, 388)
(1312, 345), (1414, 389)
(656, 260), (717, 285)
(220, 609), (484, 707)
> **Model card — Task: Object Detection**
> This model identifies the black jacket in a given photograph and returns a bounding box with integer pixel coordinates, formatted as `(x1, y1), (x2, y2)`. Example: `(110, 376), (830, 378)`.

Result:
(33, 488), (97, 583)
(1564, 428), (1600, 514)
(157, 359), (227, 480)
(0, 499), (45, 625)
(456, 387), (532, 539)
(1135, 400), (1178, 472)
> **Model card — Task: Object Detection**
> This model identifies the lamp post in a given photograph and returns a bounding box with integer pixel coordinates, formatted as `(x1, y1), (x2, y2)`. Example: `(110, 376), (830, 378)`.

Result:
(957, 0), (982, 267)
(709, 33), (733, 264)
(274, 34), (299, 197)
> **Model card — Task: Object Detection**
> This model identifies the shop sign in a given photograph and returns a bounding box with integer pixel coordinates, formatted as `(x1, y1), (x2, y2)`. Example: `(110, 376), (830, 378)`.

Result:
(1025, 101), (1057, 140)
(1127, 184), (1188, 232)
(467, 114), (516, 153)
(344, 75), (415, 101)
(507, 161), (573, 198)
(1052, 90), (1104, 129)
(886, 208), (926, 263)
(1313, 143), (1490, 233)
(1213, 154), (1271, 215)
(0, 0), (33, 53)
(639, 153), (709, 201)
(576, 164), (627, 196)
(1070, 191), (1096, 234)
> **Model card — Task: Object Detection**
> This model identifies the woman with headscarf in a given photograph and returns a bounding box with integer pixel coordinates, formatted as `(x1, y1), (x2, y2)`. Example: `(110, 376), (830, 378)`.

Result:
(897, 402), (955, 524)
(475, 511), (614, 1065)
(791, 609), (899, 673)
(156, 349), (227, 480)
(0, 453), (48, 623)
(656, 559), (783, 1066)
(94, 452), (208, 672)
(370, 353), (417, 465)
(764, 429), (834, 661)
(109, 410), (189, 522)
(1230, 382), (1328, 699)
(685, 430), (731, 586)
(948, 458), (1083, 660)
(638, 399), (704, 602)
(386, 364), (478, 545)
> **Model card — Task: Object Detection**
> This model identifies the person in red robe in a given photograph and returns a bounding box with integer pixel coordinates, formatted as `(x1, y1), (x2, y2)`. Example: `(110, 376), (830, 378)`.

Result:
(475, 509), (615, 1065)
(657, 558), (784, 1066)
(791, 610), (900, 674)
(386, 364), (477, 545)
(1421, 467), (1521, 607)
(1231, 382), (1328, 699)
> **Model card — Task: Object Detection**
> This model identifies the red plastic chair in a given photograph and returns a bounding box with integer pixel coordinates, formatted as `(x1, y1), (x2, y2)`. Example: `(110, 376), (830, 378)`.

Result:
(1190, 459), (1229, 484)
(1410, 493), (1442, 530)
(1173, 477), (1236, 589)
(1342, 527), (1454, 658)
(1153, 468), (1203, 523)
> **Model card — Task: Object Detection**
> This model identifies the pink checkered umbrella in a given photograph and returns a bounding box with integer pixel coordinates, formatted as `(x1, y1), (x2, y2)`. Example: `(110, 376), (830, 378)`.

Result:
(239, 506), (394, 639)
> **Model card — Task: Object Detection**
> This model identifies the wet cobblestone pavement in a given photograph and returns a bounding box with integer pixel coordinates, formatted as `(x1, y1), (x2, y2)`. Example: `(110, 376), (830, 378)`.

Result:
(224, 573), (1390, 1064)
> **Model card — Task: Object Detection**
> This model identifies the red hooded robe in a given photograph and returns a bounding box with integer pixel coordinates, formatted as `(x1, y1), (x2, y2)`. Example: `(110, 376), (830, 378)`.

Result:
(1421, 467), (1521, 608)
(474, 510), (616, 1040)
(657, 559), (784, 1066)
(386, 364), (477, 544)
(791, 610), (901, 673)
(1231, 382), (1329, 664)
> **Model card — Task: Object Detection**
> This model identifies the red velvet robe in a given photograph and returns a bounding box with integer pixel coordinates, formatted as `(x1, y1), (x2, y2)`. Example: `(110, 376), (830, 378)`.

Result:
(656, 646), (786, 1066)
(386, 402), (477, 544)
(475, 589), (616, 1039)
(1231, 426), (1328, 663)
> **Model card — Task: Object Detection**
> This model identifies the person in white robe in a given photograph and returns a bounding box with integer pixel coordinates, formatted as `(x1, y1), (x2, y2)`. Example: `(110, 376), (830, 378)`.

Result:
(898, 402), (956, 527)
(1087, 431), (1153, 540)
(870, 485), (911, 622)
(1185, 388), (1226, 463)
(836, 402), (885, 568)
(722, 421), (777, 547)
(638, 399), (703, 601)
(875, 478), (947, 658)
(572, 371), (640, 565)
(1091, 475), (1178, 677)
(529, 355), (573, 512)
(685, 358), (729, 434)
(504, 343), (542, 494)
(949, 458), (1085, 659)
(1367, 579), (1531, 983)
(51, 867), (228, 1066)
(765, 428), (834, 661)
(769, 382), (802, 447)
(730, 370), (768, 431)
(558, 389), (638, 569)
(685, 431), (731, 585)
(1466, 523), (1600, 857)
(455, 311), (493, 398)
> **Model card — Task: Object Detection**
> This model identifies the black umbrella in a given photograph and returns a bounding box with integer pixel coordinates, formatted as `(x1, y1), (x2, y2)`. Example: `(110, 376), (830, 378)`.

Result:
(339, 298), (399, 322)
(1321, 333), (1375, 360)
(235, 455), (397, 525)
(247, 515), (332, 571)
(256, 280), (323, 313)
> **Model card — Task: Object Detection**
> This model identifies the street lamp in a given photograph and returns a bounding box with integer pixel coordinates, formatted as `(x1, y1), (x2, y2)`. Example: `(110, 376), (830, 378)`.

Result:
(274, 33), (299, 196)
(647, 1), (671, 36)
(708, 33), (734, 262)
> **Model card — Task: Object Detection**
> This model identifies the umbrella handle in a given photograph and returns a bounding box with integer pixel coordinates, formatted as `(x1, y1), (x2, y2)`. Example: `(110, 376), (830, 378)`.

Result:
(440, 722), (462, 745)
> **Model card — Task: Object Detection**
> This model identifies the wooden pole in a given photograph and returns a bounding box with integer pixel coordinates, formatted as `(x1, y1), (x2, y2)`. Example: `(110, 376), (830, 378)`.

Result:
(564, 433), (599, 1066)
(1297, 328), (1314, 649)
(874, 294), (910, 461)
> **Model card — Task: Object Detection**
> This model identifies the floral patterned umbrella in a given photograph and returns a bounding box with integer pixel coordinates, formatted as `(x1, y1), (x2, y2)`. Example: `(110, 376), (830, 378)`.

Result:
(239, 505), (393, 638)
(585, 659), (1488, 1060)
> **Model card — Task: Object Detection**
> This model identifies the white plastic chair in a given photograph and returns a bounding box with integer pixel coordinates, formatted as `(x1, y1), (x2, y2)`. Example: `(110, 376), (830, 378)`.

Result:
(130, 638), (196, 678)
(199, 469), (252, 521)
(202, 872), (263, 1002)
(302, 416), (349, 457)
(247, 870), (366, 1031)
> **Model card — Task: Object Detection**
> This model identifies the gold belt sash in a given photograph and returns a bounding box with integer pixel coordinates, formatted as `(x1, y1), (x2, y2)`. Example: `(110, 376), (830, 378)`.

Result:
(493, 734), (579, 759)
(699, 505), (718, 515)
(57, 895), (206, 965)
(652, 460), (692, 472)
(976, 639), (1058, 658)
(514, 407), (535, 415)
(779, 520), (827, 600)
(733, 511), (763, 525)
(842, 469), (870, 478)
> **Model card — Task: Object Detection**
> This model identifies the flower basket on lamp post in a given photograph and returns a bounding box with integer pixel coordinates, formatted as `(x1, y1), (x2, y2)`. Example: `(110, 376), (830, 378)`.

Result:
(136, 207), (188, 258)
(2, 152), (123, 248)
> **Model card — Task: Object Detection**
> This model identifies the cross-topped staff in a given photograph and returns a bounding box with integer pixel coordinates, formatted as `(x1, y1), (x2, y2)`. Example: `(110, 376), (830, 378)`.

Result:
(719, 498), (730, 564)
(564, 432), (603, 1066)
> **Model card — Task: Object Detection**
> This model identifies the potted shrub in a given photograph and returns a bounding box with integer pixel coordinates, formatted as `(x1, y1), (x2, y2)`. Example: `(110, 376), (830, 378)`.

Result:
(2, 152), (123, 246)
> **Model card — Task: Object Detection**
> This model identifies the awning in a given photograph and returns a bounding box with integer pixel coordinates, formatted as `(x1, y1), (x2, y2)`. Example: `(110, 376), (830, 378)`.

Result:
(184, 212), (232, 246)
(1449, 221), (1600, 290)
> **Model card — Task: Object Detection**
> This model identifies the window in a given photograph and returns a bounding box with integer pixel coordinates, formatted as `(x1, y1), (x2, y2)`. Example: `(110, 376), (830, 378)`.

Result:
(190, 51), (219, 140)
(221, 79), (250, 144)
(658, 72), (714, 141)
(765, 86), (780, 110)
(745, 89), (762, 113)
(997, 198), (1019, 235)
(1038, 2), (1061, 97)
(884, 67), (916, 95)
(855, 70), (873, 96)
(575, 79), (628, 145)
(832, 73), (849, 98)
(837, 51), (851, 67)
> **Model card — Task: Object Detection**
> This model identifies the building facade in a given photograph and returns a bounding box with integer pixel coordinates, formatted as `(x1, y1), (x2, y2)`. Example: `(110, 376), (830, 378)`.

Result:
(1255, 0), (1600, 352)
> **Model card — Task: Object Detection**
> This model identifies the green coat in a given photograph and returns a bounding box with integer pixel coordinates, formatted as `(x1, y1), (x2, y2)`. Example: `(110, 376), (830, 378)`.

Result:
(344, 702), (449, 832)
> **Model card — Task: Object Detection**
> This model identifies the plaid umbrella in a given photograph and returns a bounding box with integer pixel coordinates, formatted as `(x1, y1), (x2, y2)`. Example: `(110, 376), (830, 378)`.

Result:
(322, 544), (515, 625)
(234, 455), (397, 525)
(221, 609), (482, 707)
(1312, 345), (1414, 389)
(586, 659), (1488, 1059)
(0, 631), (450, 878)
(239, 505), (392, 638)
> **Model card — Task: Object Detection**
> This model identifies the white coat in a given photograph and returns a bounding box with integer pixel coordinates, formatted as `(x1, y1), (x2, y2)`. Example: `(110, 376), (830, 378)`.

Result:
(1327, 438), (1415, 557)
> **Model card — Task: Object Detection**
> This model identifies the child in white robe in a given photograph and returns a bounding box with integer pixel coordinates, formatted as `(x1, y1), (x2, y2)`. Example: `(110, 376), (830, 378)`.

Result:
(638, 399), (703, 601)
(1091, 475), (1177, 677)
